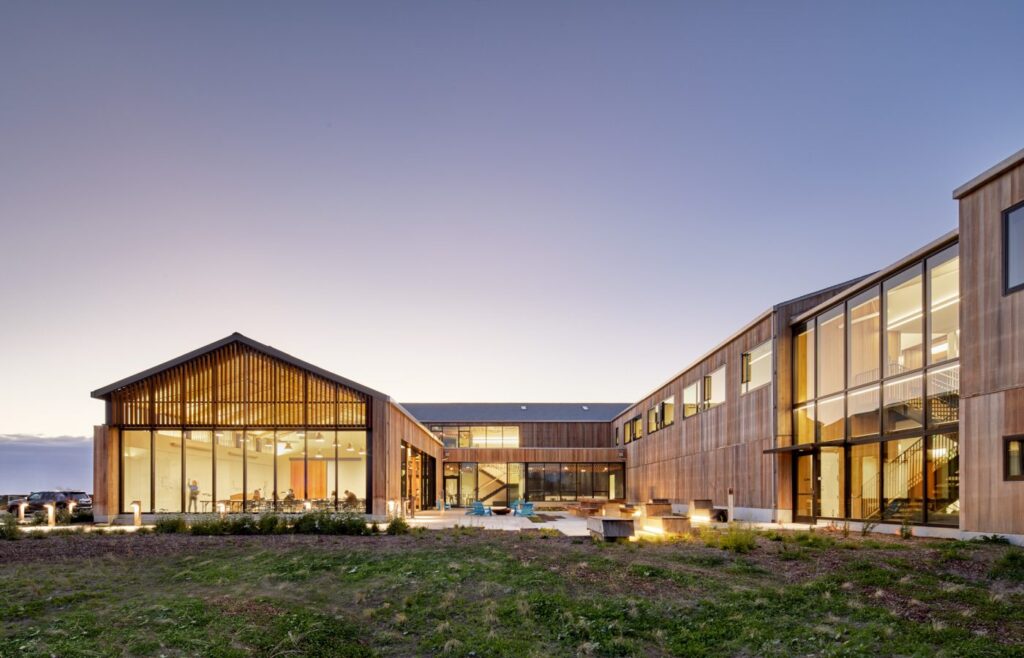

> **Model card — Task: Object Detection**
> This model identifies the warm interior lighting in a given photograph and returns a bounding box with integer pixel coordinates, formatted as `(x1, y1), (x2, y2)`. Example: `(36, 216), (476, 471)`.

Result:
(315, 432), (324, 443)
(346, 443), (355, 452)
(690, 512), (711, 524)
(303, 501), (312, 511)
(931, 342), (949, 355)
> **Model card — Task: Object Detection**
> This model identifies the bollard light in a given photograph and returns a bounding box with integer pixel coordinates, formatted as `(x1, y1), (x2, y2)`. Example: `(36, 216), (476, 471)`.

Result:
(386, 499), (396, 520)
(18, 502), (27, 522)
(44, 503), (56, 527)
(131, 501), (142, 527)
(303, 501), (312, 512)
(67, 500), (77, 518)
(217, 502), (226, 518)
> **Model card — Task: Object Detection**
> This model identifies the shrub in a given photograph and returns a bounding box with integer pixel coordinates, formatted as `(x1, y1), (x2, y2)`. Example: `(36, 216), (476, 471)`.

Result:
(860, 519), (879, 537)
(990, 549), (1024, 582)
(0, 514), (20, 541)
(224, 515), (260, 535)
(257, 514), (287, 535)
(154, 516), (188, 534)
(386, 517), (410, 535)
(189, 517), (228, 536)
(972, 534), (1011, 545)
(56, 509), (73, 526)
(702, 525), (758, 554)
(370, 522), (381, 534)
(792, 530), (835, 549)
(30, 511), (47, 526)
(293, 511), (368, 536)
(899, 519), (913, 540)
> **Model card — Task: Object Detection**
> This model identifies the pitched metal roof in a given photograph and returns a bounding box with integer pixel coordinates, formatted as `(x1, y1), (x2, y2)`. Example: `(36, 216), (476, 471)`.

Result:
(90, 333), (386, 400)
(400, 402), (630, 423)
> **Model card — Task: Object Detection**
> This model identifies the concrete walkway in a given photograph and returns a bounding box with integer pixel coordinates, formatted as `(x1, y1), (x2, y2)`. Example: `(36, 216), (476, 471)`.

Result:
(405, 509), (591, 536)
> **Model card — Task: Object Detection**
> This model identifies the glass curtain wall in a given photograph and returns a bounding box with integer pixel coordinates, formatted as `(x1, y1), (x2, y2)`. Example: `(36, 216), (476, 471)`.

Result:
(793, 244), (960, 526)
(246, 431), (275, 512)
(215, 430), (245, 513)
(450, 462), (625, 504)
(154, 430), (181, 513)
(185, 430), (213, 514)
(122, 430), (151, 513)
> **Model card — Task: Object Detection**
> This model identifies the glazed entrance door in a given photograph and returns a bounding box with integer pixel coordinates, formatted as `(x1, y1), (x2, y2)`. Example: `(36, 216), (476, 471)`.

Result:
(444, 476), (459, 508)
(794, 453), (815, 522)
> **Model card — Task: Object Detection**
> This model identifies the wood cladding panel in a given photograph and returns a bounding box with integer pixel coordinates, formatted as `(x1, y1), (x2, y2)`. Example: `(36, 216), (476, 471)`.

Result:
(92, 425), (119, 522)
(371, 398), (444, 516)
(958, 159), (1024, 535)
(518, 422), (614, 448)
(444, 447), (624, 464)
(961, 390), (1024, 533)
(959, 161), (1024, 397)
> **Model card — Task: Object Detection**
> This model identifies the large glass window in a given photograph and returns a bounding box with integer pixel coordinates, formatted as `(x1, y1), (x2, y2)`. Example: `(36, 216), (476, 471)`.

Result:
(154, 430), (181, 513)
(527, 463), (544, 501)
(817, 306), (845, 396)
(818, 446), (845, 518)
(662, 396), (675, 427)
(683, 383), (699, 418)
(503, 426), (520, 448)
(245, 431), (275, 512)
(185, 430), (213, 514)
(1005, 203), (1024, 293)
(817, 395), (844, 442)
(884, 374), (924, 433)
(794, 323), (815, 403)
(794, 404), (815, 445)
(478, 463), (508, 504)
(609, 463), (625, 499)
(577, 464), (594, 498)
(882, 438), (923, 523)
(928, 245), (960, 363)
(741, 341), (772, 394)
(847, 287), (880, 387)
(703, 367), (726, 409)
(337, 431), (367, 511)
(560, 464), (578, 502)
(308, 431), (335, 509)
(122, 430), (151, 513)
(459, 463), (478, 506)
(507, 463), (525, 502)
(927, 364), (960, 427)
(215, 430), (245, 513)
(850, 443), (880, 520)
(884, 265), (924, 377)
(276, 430), (306, 511)
(1007, 438), (1024, 481)
(927, 433), (959, 526)
(847, 385), (880, 438)
(543, 463), (560, 501)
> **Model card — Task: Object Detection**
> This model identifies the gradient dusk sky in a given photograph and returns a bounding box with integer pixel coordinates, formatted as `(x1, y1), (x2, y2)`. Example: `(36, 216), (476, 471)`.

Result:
(2, 2), (1024, 489)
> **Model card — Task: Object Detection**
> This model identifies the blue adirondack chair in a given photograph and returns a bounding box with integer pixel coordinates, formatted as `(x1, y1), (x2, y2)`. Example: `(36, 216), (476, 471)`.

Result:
(517, 502), (534, 516)
(468, 500), (491, 516)
(437, 497), (451, 511)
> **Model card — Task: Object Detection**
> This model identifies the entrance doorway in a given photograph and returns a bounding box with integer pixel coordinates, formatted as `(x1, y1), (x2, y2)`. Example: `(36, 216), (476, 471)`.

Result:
(444, 476), (459, 508)
(794, 453), (815, 522)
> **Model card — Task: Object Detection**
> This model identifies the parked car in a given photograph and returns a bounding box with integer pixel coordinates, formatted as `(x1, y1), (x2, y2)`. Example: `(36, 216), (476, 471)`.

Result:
(6, 491), (92, 515)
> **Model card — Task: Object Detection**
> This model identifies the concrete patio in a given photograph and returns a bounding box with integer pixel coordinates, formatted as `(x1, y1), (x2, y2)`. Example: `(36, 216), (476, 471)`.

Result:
(404, 509), (591, 536)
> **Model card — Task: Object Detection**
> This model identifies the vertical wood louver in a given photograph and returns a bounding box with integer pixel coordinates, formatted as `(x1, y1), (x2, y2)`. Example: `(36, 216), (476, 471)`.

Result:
(109, 341), (369, 428)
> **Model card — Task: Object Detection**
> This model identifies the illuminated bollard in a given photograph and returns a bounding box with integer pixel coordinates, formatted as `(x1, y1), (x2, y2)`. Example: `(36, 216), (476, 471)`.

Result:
(44, 503), (56, 527)
(386, 499), (396, 520)
(217, 502), (226, 518)
(131, 501), (142, 527)
(67, 500), (77, 518)
(303, 501), (312, 512)
(17, 502), (27, 523)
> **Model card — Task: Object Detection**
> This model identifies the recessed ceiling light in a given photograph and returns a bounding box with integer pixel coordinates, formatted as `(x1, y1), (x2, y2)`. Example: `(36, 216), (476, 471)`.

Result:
(582, 405), (589, 410)
(520, 405), (527, 410)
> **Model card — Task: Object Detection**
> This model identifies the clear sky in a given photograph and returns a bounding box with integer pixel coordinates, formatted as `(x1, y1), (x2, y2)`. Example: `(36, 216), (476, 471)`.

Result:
(1, 2), (1023, 484)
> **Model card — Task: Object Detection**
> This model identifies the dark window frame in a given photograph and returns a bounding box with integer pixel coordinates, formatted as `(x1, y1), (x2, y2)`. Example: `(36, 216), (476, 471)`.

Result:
(1005, 436), (1024, 481)
(1003, 200), (1024, 295)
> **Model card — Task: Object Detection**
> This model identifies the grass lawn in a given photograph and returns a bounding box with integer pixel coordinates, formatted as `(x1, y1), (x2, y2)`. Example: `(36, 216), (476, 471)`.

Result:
(1, 526), (1023, 657)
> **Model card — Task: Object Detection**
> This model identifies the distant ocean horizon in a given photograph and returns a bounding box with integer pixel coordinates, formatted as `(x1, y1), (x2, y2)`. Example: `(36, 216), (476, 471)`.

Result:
(0, 435), (92, 494)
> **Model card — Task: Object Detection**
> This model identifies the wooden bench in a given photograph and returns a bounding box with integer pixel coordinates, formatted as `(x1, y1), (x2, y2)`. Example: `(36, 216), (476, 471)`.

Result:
(643, 502), (673, 517)
(587, 516), (635, 541)
(643, 515), (692, 535)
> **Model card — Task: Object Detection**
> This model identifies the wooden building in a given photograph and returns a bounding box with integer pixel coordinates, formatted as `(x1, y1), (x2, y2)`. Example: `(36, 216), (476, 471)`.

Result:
(91, 333), (443, 521)
(91, 148), (1024, 540)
